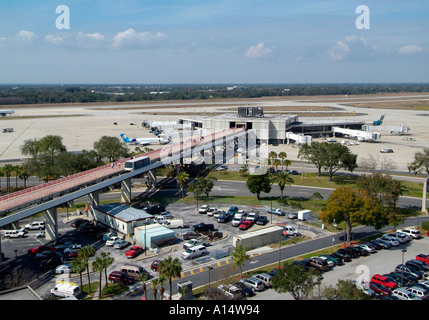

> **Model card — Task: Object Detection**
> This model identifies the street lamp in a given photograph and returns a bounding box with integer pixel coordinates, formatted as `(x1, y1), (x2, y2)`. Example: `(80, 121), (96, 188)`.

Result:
(401, 249), (407, 287)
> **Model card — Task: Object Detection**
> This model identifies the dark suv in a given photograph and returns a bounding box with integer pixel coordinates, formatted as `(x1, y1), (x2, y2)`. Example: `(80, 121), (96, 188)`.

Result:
(193, 223), (215, 233)
(108, 271), (135, 285)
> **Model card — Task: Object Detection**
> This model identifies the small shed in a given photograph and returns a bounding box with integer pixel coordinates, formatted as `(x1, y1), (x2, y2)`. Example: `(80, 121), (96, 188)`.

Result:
(232, 226), (283, 251)
(135, 224), (176, 249)
(94, 203), (154, 235)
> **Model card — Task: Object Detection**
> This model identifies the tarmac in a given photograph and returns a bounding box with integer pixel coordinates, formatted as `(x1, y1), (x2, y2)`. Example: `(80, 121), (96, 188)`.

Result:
(0, 97), (429, 173)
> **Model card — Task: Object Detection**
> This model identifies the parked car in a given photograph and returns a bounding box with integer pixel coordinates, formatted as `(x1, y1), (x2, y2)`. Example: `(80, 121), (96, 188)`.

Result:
(309, 257), (329, 272)
(395, 264), (423, 280)
(371, 274), (398, 289)
(330, 252), (349, 263)
(406, 285), (429, 299)
(416, 254), (429, 265)
(106, 236), (122, 246)
(55, 263), (74, 274)
(378, 236), (399, 247)
(392, 288), (422, 300)
(114, 240), (130, 249)
(370, 239), (390, 249)
(217, 284), (243, 300)
(198, 205), (210, 214)
(287, 212), (298, 219)
(27, 245), (50, 256)
(354, 281), (375, 297)
(108, 271), (135, 285)
(356, 243), (376, 254)
(255, 216), (268, 225)
(397, 228), (422, 239)
(239, 220), (253, 230)
(246, 212), (259, 222)
(217, 213), (231, 223)
(70, 219), (87, 228)
(380, 148), (394, 153)
(233, 281), (255, 297)
(192, 223), (215, 233)
(207, 207), (218, 216)
(252, 273), (273, 288)
(239, 277), (265, 291)
(369, 282), (392, 296)
(24, 221), (45, 231)
(267, 208), (285, 216)
(227, 206), (239, 216)
(150, 260), (163, 272)
(40, 255), (63, 269)
(125, 246), (144, 259)
(182, 231), (200, 240)
(231, 216), (243, 227)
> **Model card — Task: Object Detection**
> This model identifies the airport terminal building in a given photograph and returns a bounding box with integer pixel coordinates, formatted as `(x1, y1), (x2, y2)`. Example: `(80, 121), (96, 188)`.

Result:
(179, 107), (364, 145)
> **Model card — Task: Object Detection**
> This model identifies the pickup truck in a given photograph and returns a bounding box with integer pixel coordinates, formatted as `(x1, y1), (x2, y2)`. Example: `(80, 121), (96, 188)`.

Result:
(199, 205), (210, 214)
(183, 237), (209, 250)
(192, 223), (215, 233)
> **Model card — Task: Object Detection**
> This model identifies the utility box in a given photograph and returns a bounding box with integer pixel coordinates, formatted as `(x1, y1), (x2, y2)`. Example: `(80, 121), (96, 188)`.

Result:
(177, 280), (193, 300)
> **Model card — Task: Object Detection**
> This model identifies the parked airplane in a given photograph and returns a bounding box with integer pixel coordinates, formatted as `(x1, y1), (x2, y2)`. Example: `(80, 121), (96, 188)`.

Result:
(372, 115), (385, 126)
(0, 109), (14, 117)
(120, 133), (169, 145)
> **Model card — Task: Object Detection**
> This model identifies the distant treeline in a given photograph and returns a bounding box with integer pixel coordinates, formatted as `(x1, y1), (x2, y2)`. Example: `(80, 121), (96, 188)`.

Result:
(0, 83), (428, 105)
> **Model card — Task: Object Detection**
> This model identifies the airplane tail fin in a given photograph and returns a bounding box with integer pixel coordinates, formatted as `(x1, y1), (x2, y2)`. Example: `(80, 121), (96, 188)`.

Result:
(120, 133), (129, 142)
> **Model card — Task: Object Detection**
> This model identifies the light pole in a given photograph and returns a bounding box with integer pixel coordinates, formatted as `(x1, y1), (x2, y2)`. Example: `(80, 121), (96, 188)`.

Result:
(208, 266), (213, 289)
(401, 249), (407, 287)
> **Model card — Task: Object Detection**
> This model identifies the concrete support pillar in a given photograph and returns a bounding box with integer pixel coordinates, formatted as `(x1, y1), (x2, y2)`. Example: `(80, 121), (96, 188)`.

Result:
(0, 237), (3, 263)
(147, 169), (157, 188)
(423, 179), (428, 214)
(87, 191), (99, 219)
(44, 207), (58, 241)
(121, 178), (132, 203)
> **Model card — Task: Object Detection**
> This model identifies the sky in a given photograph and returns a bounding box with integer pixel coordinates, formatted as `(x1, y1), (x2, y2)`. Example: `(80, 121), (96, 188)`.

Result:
(0, 0), (428, 84)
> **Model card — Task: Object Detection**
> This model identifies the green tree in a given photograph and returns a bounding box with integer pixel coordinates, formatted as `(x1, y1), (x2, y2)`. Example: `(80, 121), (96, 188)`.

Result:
(199, 176), (217, 197)
(100, 252), (114, 288)
(268, 151), (278, 168)
(3, 164), (14, 191)
(271, 171), (294, 199)
(246, 172), (272, 199)
(298, 142), (326, 176)
(175, 171), (190, 198)
(271, 262), (322, 300)
(230, 244), (251, 278)
(408, 148), (429, 174)
(321, 187), (387, 244)
(92, 256), (104, 299)
(159, 256), (183, 300)
(322, 143), (358, 181)
(78, 245), (95, 293)
(93, 136), (129, 162)
(151, 278), (159, 300)
(18, 166), (30, 189)
(70, 258), (87, 298)
(322, 279), (373, 300)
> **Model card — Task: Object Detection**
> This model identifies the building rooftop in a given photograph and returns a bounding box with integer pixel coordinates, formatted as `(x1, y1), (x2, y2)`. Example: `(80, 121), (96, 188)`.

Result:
(95, 203), (153, 222)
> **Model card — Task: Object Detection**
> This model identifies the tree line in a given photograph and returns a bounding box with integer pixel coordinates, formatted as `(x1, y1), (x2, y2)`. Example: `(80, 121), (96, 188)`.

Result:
(1, 83), (429, 105)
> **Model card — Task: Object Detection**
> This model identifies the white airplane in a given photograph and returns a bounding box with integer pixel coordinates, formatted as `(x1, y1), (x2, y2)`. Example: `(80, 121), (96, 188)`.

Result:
(0, 109), (14, 117)
(120, 133), (170, 145)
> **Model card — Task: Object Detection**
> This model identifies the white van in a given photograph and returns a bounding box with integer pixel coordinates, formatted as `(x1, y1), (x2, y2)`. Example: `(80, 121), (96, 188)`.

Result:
(3, 230), (25, 238)
(297, 210), (311, 221)
(50, 283), (82, 299)
(162, 219), (184, 229)
(181, 245), (208, 260)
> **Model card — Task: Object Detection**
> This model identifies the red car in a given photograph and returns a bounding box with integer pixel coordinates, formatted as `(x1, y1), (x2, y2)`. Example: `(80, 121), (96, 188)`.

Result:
(416, 254), (429, 265)
(27, 245), (49, 256)
(239, 220), (253, 230)
(125, 246), (144, 259)
(369, 282), (392, 296)
(370, 274), (398, 290)
(150, 259), (163, 272)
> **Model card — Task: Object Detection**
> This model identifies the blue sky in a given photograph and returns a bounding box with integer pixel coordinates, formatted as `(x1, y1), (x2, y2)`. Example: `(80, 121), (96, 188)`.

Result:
(0, 1), (428, 84)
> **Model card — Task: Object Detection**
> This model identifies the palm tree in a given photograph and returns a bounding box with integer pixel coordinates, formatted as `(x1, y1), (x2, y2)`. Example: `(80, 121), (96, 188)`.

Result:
(92, 256), (104, 299)
(175, 171), (189, 198)
(18, 167), (30, 189)
(268, 151), (278, 169)
(3, 164), (14, 191)
(272, 159), (281, 172)
(158, 276), (166, 300)
(271, 171), (294, 199)
(70, 258), (86, 299)
(159, 256), (183, 300)
(151, 278), (159, 300)
(100, 252), (114, 288)
(78, 245), (95, 293)
(278, 151), (287, 170)
(141, 281), (148, 300)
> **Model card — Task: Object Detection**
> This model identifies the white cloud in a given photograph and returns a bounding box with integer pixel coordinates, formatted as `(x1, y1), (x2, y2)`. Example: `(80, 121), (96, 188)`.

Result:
(0, 30), (37, 48)
(45, 31), (104, 49)
(112, 28), (167, 49)
(244, 42), (274, 59)
(398, 44), (424, 55)
(329, 36), (378, 61)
